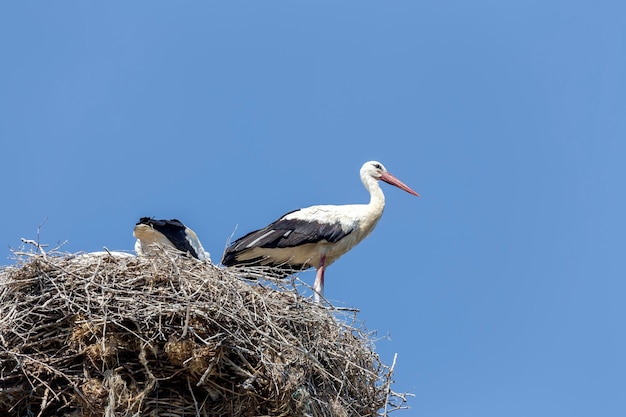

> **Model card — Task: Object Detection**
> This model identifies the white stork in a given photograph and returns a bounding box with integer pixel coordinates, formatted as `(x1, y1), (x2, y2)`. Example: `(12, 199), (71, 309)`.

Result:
(221, 161), (419, 301)
(133, 217), (210, 261)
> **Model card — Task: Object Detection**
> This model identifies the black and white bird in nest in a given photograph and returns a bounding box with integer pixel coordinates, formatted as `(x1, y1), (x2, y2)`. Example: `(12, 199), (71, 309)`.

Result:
(134, 217), (210, 261)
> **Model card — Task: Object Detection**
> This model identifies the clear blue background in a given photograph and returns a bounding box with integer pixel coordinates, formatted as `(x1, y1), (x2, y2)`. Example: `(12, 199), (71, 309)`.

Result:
(2, 2), (625, 416)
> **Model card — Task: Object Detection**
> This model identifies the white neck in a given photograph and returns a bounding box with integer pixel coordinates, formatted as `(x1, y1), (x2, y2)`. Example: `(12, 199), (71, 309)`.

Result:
(362, 174), (386, 217)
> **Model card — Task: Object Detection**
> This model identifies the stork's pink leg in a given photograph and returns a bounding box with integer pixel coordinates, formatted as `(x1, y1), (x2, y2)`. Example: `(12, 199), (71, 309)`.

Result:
(313, 255), (326, 302)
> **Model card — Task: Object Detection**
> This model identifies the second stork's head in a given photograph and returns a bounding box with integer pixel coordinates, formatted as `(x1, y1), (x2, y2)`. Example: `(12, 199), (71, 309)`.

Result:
(360, 161), (420, 197)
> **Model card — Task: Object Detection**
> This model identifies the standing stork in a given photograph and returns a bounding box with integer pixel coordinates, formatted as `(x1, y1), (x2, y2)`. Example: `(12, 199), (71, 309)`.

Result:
(221, 161), (419, 301)
(134, 217), (210, 261)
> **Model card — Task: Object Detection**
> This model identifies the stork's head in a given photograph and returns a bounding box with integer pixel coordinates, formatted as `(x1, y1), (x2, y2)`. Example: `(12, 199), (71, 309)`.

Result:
(361, 161), (387, 179)
(361, 161), (420, 196)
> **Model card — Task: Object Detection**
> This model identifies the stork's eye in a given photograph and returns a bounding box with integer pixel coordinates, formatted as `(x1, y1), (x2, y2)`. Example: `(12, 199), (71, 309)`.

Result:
(373, 163), (382, 169)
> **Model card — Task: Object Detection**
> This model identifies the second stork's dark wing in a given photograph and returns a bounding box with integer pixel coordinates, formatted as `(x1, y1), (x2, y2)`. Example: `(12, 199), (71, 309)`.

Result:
(221, 210), (354, 266)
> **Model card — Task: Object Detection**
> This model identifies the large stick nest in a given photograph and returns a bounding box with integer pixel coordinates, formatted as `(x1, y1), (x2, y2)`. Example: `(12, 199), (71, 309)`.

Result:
(0, 246), (406, 416)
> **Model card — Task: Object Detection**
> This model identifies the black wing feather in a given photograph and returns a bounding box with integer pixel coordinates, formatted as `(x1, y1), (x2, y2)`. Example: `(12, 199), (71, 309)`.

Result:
(221, 210), (354, 266)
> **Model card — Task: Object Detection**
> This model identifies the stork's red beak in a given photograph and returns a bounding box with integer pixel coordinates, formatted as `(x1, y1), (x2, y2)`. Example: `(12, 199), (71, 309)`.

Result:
(380, 172), (420, 197)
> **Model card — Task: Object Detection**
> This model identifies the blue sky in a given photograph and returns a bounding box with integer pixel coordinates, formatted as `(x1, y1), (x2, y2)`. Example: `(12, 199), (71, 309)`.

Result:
(2, 2), (625, 416)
